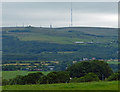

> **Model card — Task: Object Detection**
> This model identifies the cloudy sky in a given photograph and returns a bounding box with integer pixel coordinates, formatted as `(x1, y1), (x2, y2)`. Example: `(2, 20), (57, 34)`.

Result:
(2, 2), (118, 28)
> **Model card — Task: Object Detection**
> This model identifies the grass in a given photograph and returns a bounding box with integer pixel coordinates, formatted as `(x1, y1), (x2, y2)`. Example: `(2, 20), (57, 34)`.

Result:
(17, 33), (115, 44)
(106, 60), (119, 65)
(2, 81), (119, 90)
(2, 71), (50, 80)
(4, 27), (117, 45)
(18, 34), (87, 44)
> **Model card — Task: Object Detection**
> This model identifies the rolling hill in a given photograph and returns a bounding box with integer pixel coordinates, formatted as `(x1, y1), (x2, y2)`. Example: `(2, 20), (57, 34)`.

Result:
(2, 26), (118, 71)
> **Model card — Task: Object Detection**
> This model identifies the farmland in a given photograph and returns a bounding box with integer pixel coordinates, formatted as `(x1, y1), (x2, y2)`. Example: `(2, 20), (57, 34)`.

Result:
(3, 27), (118, 44)
(2, 81), (119, 90)
(1, 59), (119, 80)
(2, 27), (118, 72)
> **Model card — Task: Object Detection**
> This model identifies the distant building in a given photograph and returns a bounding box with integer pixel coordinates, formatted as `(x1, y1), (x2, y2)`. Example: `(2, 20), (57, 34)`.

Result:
(74, 41), (84, 44)
(73, 61), (77, 64)
(87, 42), (94, 44)
(48, 66), (55, 71)
(83, 58), (88, 61)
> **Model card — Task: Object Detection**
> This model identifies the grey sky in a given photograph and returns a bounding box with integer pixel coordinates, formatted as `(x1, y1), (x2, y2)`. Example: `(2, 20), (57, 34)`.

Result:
(2, 2), (118, 28)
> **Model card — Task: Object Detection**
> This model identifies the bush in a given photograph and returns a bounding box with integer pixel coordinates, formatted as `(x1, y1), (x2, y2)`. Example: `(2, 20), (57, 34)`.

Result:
(70, 73), (99, 83)
(107, 72), (119, 81)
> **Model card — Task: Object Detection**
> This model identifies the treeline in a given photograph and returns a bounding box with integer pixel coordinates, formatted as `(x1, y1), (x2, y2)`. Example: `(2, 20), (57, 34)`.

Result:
(3, 71), (70, 85)
(3, 60), (120, 85)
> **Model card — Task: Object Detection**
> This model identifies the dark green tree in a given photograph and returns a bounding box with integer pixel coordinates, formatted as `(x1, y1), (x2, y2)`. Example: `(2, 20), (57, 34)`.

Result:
(23, 72), (43, 84)
(47, 71), (70, 84)
(38, 75), (48, 84)
(9, 75), (24, 85)
(67, 60), (113, 80)
(57, 71), (70, 83)
(70, 72), (99, 83)
(2, 79), (9, 85)
(107, 72), (119, 81)
(47, 72), (59, 84)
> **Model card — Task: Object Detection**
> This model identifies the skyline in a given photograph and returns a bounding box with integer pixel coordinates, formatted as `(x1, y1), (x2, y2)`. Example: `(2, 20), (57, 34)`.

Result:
(2, 2), (118, 28)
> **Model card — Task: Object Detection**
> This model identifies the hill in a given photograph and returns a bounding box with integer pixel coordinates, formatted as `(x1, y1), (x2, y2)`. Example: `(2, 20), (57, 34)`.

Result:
(2, 27), (118, 71)
(2, 27), (118, 44)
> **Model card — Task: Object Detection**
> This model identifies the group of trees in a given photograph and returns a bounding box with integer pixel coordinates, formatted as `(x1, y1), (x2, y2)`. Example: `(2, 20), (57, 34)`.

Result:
(70, 73), (99, 83)
(107, 71), (120, 81)
(67, 60), (113, 80)
(2, 60), (119, 86)
(38, 71), (70, 84)
(2, 71), (70, 85)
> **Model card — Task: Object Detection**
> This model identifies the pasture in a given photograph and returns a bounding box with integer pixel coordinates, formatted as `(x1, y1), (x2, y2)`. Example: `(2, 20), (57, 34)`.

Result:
(3, 27), (117, 45)
(2, 81), (118, 90)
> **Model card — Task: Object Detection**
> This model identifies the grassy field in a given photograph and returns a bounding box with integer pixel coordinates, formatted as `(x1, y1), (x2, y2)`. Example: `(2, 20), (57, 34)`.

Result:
(2, 71), (50, 80)
(3, 27), (117, 44)
(106, 60), (119, 65)
(2, 81), (119, 90)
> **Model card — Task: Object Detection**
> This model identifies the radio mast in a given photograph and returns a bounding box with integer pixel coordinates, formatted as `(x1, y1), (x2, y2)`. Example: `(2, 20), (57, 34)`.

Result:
(71, 2), (73, 27)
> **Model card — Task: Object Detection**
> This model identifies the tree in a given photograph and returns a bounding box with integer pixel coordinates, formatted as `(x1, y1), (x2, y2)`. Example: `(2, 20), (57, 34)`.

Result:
(91, 60), (113, 80)
(23, 72), (43, 84)
(57, 71), (70, 83)
(8, 72), (44, 85)
(107, 72), (119, 81)
(2, 79), (9, 85)
(47, 71), (70, 84)
(70, 73), (99, 83)
(67, 60), (113, 80)
(9, 75), (24, 85)
(38, 75), (48, 84)
(47, 72), (59, 84)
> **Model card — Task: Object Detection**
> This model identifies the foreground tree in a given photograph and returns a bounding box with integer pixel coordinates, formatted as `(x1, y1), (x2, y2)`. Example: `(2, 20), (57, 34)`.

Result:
(67, 60), (113, 80)
(2, 79), (9, 85)
(70, 72), (99, 83)
(9, 75), (24, 85)
(23, 72), (43, 84)
(107, 72), (120, 81)
(47, 71), (70, 84)
(38, 75), (48, 84)
(8, 72), (44, 85)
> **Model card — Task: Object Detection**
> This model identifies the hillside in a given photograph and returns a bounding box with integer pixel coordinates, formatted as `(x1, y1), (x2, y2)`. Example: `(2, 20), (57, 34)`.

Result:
(2, 27), (118, 44)
(2, 27), (118, 71)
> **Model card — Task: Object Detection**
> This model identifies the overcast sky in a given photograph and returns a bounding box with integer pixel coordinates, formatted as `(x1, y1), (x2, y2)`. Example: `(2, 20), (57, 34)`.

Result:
(2, 2), (118, 28)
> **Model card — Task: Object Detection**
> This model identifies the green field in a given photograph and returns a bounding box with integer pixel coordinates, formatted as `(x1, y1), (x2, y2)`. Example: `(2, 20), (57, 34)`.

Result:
(106, 60), (119, 64)
(2, 71), (50, 80)
(3, 27), (118, 44)
(2, 81), (119, 90)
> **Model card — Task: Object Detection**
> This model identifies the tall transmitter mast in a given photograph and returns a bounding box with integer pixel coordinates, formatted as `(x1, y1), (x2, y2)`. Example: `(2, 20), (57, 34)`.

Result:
(71, 3), (73, 27)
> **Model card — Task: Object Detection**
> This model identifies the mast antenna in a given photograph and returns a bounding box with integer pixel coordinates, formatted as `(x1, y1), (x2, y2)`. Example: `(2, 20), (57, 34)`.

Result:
(71, 2), (73, 27)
